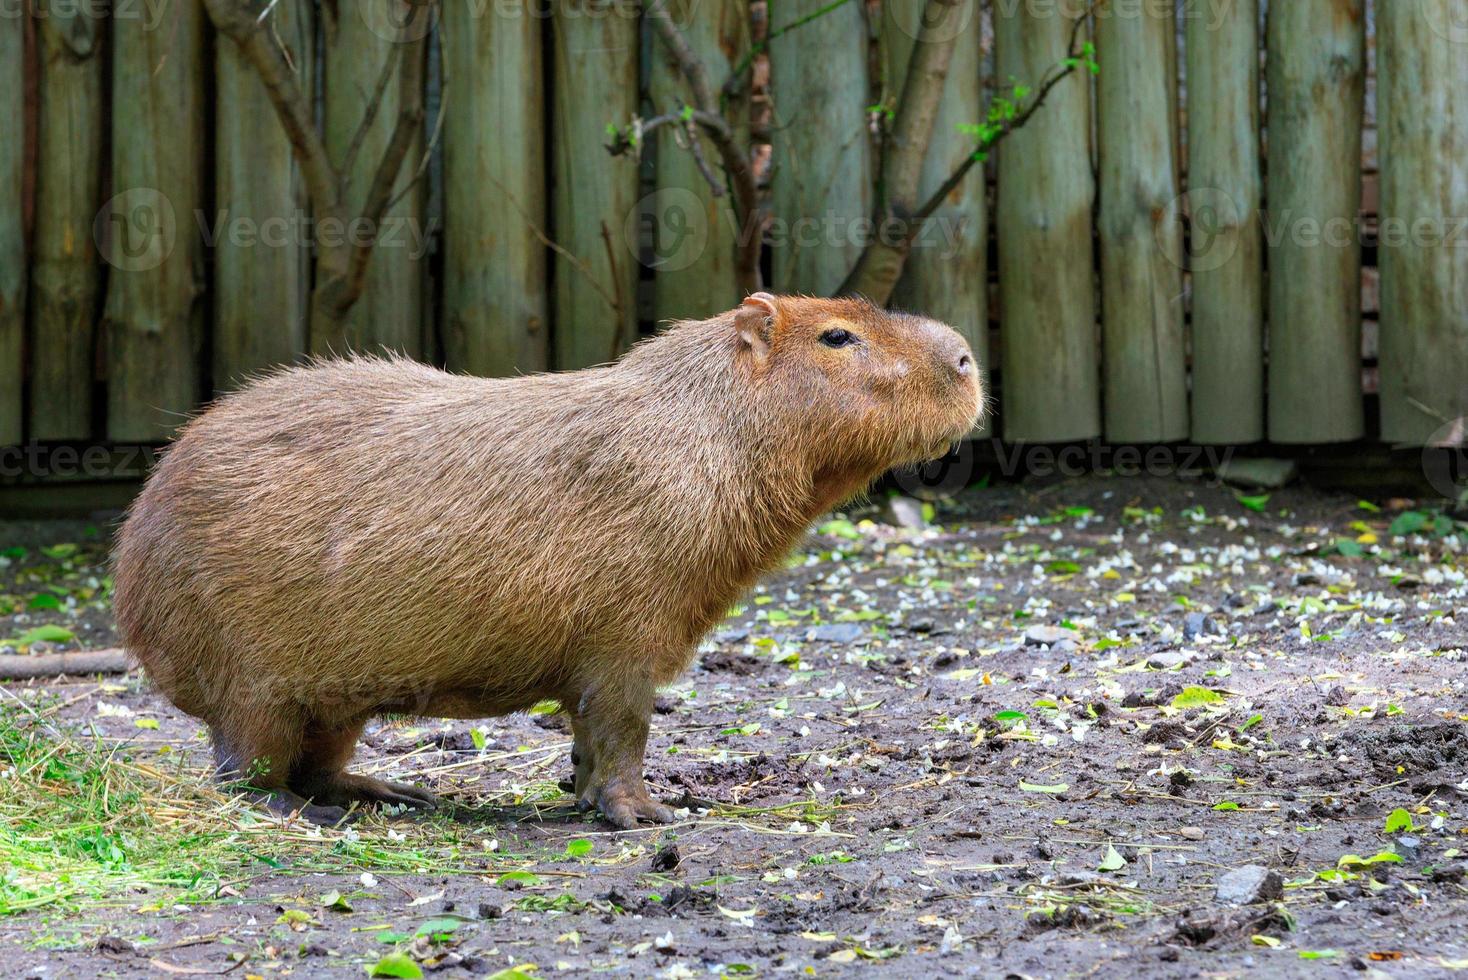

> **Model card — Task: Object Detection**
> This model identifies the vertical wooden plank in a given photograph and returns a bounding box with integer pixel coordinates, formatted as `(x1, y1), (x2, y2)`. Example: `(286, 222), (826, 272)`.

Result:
(1096, 4), (1186, 443)
(29, 0), (104, 441)
(1186, 0), (1263, 444)
(214, 0), (312, 389)
(647, 0), (750, 324)
(768, 0), (872, 295)
(551, 0), (640, 369)
(885, 0), (987, 435)
(1377, 2), (1468, 445)
(0, 11), (25, 445)
(1266, 0), (1365, 443)
(104, 0), (205, 442)
(442, 2), (547, 376)
(323, 1), (426, 357)
(994, 2), (1098, 443)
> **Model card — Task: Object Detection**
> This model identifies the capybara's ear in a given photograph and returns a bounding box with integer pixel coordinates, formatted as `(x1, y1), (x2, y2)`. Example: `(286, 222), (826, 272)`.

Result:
(735, 292), (778, 363)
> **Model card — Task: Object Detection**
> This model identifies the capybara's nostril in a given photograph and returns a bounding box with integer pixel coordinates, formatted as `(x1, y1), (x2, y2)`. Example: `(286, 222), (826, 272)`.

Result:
(956, 353), (974, 376)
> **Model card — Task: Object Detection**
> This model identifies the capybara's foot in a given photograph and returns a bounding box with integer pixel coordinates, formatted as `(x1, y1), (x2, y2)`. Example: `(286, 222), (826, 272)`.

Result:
(306, 772), (439, 812)
(582, 778), (675, 829)
(250, 789), (353, 827)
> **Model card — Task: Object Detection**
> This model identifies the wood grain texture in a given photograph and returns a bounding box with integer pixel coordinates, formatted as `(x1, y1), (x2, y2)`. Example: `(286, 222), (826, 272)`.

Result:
(1377, 1), (1468, 446)
(30, 1), (104, 441)
(647, 0), (750, 324)
(1265, 0), (1365, 443)
(323, 0), (426, 357)
(0, 12), (25, 445)
(551, 0), (640, 369)
(885, 0), (988, 436)
(1186, 0), (1263, 444)
(768, 0), (872, 295)
(994, 3), (1098, 443)
(442, 1), (547, 376)
(105, 0), (206, 441)
(1097, 3), (1186, 443)
(214, 0), (313, 390)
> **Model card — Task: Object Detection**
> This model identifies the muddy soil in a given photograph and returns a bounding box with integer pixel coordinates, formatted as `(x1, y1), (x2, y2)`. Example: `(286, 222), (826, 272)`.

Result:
(2, 473), (1466, 979)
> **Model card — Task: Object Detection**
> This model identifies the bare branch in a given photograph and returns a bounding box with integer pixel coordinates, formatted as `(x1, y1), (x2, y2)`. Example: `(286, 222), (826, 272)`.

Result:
(341, 42), (403, 179)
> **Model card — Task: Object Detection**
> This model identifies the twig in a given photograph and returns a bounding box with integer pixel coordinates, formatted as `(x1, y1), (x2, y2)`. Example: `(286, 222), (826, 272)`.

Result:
(340, 43), (403, 180)
(0, 648), (132, 680)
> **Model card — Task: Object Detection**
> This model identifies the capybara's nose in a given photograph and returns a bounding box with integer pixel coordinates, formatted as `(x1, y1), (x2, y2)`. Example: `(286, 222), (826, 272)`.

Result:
(956, 353), (974, 377)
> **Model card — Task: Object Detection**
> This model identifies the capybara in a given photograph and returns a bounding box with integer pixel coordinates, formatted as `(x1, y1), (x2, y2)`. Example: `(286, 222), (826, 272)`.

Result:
(113, 294), (984, 827)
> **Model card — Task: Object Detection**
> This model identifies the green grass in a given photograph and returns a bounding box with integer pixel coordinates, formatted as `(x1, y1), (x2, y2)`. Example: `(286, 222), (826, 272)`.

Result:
(0, 695), (521, 916)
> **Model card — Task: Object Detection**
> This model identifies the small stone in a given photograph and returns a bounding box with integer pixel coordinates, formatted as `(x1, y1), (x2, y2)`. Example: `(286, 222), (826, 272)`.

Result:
(1177, 826), (1206, 841)
(1183, 613), (1207, 640)
(713, 626), (750, 644)
(886, 494), (929, 530)
(807, 623), (866, 644)
(1214, 865), (1284, 905)
(1147, 651), (1188, 670)
(1215, 457), (1298, 490)
(1024, 625), (1073, 647)
(1394, 836), (1421, 860)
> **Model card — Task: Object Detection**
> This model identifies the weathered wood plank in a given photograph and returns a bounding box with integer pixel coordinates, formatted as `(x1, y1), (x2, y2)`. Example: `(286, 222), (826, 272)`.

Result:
(323, 1), (426, 357)
(647, 0), (750, 324)
(104, 0), (206, 442)
(551, 1), (640, 369)
(885, 0), (987, 436)
(1265, 0), (1365, 444)
(213, 0), (313, 390)
(1377, 2), (1468, 446)
(442, 1), (547, 376)
(769, 0), (872, 295)
(29, 1), (104, 441)
(0, 12), (26, 445)
(994, 2), (1098, 443)
(1186, 0), (1263, 444)
(1097, 3), (1186, 443)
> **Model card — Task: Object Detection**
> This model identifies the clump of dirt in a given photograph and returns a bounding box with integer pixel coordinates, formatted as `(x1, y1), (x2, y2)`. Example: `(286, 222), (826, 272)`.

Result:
(1334, 722), (1468, 780)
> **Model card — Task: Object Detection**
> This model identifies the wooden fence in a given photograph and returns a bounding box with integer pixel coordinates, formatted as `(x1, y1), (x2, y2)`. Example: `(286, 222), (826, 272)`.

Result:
(1, 0), (1465, 457)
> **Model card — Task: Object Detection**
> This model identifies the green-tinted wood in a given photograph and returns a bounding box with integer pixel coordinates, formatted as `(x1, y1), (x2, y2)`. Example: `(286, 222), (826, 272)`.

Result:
(29, 1), (103, 441)
(648, 0), (749, 324)
(1186, 0), (1262, 444)
(0, 13), (24, 445)
(1265, 0), (1365, 443)
(1377, 2), (1468, 446)
(885, 0), (987, 436)
(994, 3), (1098, 443)
(214, 0), (312, 390)
(769, 0), (872, 295)
(323, 1), (425, 357)
(1097, 4), (1186, 443)
(104, 0), (205, 442)
(551, 1), (639, 369)
(442, 1), (547, 376)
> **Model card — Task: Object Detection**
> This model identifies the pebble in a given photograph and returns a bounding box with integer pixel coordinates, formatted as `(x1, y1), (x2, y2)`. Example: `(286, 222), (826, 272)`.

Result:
(806, 623), (866, 644)
(1024, 625), (1074, 647)
(1177, 826), (1206, 841)
(1214, 865), (1284, 905)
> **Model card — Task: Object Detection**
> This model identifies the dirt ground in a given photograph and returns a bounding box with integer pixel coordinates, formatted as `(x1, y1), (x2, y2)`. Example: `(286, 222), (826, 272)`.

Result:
(2, 472), (1466, 979)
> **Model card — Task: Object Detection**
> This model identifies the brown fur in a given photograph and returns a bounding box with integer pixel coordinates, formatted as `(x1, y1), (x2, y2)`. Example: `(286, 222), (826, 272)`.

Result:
(112, 294), (984, 826)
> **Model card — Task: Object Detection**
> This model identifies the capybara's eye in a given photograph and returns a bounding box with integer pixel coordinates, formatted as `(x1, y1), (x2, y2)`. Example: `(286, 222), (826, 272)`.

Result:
(819, 328), (857, 348)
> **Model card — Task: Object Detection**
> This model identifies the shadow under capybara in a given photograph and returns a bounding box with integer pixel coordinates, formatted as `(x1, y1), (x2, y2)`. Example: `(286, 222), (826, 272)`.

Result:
(112, 293), (985, 827)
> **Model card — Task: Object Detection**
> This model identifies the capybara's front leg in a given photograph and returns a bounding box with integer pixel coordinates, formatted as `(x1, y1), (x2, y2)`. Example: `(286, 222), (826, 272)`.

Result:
(573, 680), (674, 829)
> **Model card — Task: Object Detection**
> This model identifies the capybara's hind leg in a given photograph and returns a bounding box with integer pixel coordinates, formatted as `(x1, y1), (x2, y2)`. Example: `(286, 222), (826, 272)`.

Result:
(574, 680), (675, 829)
(211, 709), (350, 826)
(290, 720), (438, 812)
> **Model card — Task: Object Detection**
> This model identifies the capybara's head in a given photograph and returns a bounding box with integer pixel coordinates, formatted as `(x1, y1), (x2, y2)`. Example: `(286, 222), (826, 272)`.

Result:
(734, 293), (985, 473)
